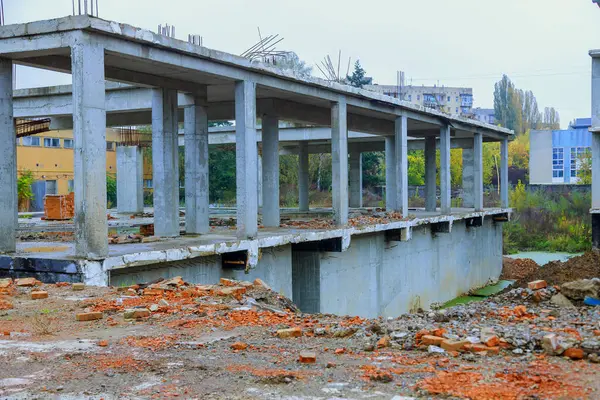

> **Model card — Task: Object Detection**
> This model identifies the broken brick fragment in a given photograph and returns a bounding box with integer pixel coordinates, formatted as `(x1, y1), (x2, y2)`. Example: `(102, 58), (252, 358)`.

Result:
(528, 280), (547, 290)
(485, 335), (500, 347)
(31, 291), (48, 300)
(440, 339), (470, 352)
(76, 312), (103, 321)
(564, 348), (584, 360)
(421, 335), (445, 346)
(98, 340), (109, 347)
(334, 348), (346, 355)
(253, 278), (271, 290)
(124, 308), (150, 319)
(143, 288), (163, 297)
(277, 327), (302, 338)
(230, 342), (248, 351)
(216, 286), (246, 297)
(0, 278), (12, 288)
(15, 277), (40, 287)
(220, 278), (237, 287)
(72, 283), (85, 291)
(377, 335), (391, 348)
(298, 351), (316, 363)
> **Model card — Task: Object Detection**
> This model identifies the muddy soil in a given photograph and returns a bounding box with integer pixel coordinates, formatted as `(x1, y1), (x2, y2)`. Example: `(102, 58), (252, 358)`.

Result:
(509, 252), (600, 288)
(1, 277), (600, 399)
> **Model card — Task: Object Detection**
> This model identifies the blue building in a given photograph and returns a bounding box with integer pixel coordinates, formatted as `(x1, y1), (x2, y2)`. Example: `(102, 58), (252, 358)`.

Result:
(529, 118), (591, 184)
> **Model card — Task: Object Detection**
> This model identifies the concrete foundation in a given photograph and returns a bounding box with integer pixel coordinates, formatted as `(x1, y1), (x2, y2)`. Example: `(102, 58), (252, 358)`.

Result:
(71, 39), (108, 258)
(152, 88), (180, 237)
(0, 58), (15, 253)
(116, 146), (143, 214)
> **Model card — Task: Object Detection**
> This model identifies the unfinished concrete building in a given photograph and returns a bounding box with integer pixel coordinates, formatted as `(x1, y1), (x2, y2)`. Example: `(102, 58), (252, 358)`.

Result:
(0, 16), (512, 317)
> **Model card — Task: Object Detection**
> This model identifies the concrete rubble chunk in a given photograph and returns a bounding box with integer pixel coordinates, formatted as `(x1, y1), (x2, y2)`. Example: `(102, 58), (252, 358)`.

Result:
(561, 279), (600, 301)
(149, 304), (159, 312)
(76, 312), (103, 321)
(124, 308), (151, 319)
(298, 351), (316, 363)
(158, 299), (170, 307)
(377, 335), (391, 348)
(141, 236), (160, 243)
(428, 345), (446, 354)
(480, 327), (496, 344)
(163, 276), (185, 286)
(550, 293), (575, 308)
(216, 286), (246, 297)
(277, 327), (302, 338)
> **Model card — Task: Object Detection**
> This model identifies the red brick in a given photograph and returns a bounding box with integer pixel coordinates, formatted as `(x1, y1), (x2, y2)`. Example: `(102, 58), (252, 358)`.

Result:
(220, 278), (237, 287)
(98, 340), (109, 347)
(143, 288), (163, 296)
(528, 280), (547, 290)
(0, 278), (12, 288)
(216, 286), (246, 297)
(298, 351), (316, 363)
(72, 283), (85, 291)
(564, 348), (585, 360)
(440, 339), (470, 352)
(485, 335), (500, 347)
(421, 335), (445, 346)
(31, 291), (48, 300)
(253, 278), (271, 290)
(334, 348), (346, 355)
(76, 312), (103, 321)
(15, 277), (38, 287)
(277, 327), (302, 338)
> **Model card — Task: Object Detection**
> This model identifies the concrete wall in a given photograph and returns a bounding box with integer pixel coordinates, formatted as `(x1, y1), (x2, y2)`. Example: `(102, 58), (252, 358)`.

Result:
(529, 130), (553, 184)
(109, 244), (293, 299)
(319, 218), (502, 318)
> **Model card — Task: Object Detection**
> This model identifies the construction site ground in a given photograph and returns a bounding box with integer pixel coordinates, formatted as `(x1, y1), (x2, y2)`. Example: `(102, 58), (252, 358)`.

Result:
(2, 253), (600, 400)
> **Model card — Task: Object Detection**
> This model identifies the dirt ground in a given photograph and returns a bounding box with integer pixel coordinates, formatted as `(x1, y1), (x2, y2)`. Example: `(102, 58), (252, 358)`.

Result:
(1, 276), (600, 399)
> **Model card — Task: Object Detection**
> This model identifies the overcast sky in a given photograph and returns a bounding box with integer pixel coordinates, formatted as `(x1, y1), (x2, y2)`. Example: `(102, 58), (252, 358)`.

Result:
(6, 0), (600, 128)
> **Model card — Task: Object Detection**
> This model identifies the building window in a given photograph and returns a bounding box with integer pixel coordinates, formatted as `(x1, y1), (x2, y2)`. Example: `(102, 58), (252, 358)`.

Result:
(552, 147), (564, 180)
(456, 96), (459, 102)
(64, 139), (74, 149)
(447, 96), (451, 102)
(68, 179), (74, 192)
(45, 180), (58, 195)
(106, 141), (115, 151)
(417, 95), (420, 101)
(456, 107), (459, 113)
(408, 94), (412, 101)
(144, 179), (153, 188)
(570, 147), (590, 179)
(22, 136), (41, 146)
(44, 138), (61, 148)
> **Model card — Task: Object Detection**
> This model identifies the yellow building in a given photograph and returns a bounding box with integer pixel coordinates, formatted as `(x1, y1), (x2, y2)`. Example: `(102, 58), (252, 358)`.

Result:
(17, 128), (120, 197)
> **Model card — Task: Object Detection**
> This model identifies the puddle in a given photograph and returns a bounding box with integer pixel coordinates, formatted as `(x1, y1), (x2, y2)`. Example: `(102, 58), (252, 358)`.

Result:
(442, 280), (515, 309)
(0, 339), (96, 355)
(22, 246), (70, 253)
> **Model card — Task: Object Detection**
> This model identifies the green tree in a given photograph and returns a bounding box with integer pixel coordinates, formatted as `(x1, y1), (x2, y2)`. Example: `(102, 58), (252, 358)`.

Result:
(407, 151), (425, 185)
(346, 60), (372, 88)
(107, 173), (117, 208)
(577, 150), (592, 185)
(361, 152), (384, 188)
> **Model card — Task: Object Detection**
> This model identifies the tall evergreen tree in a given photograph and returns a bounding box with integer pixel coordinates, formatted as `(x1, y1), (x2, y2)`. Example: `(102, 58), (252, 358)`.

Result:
(346, 60), (372, 88)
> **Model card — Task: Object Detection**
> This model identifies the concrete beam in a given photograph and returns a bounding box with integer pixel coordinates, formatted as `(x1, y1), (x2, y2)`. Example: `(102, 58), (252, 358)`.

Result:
(424, 137), (437, 212)
(235, 81), (258, 239)
(0, 59), (16, 253)
(152, 88), (180, 237)
(262, 114), (280, 227)
(395, 116), (408, 216)
(440, 125), (451, 214)
(116, 146), (143, 214)
(184, 92), (210, 234)
(298, 142), (309, 212)
(331, 98), (348, 226)
(71, 39), (108, 258)
(384, 136), (396, 211)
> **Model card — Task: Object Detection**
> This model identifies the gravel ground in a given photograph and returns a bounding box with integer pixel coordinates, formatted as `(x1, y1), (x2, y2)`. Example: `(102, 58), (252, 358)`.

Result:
(1, 276), (599, 399)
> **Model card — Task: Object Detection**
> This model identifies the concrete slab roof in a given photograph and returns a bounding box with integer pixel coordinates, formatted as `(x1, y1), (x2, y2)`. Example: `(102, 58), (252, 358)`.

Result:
(1, 15), (513, 140)
(591, 49), (600, 57)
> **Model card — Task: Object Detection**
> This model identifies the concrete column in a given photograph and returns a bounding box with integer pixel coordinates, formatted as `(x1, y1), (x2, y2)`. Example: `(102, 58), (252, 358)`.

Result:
(257, 152), (263, 208)
(384, 136), (396, 211)
(235, 80), (258, 239)
(331, 98), (349, 226)
(152, 88), (180, 237)
(349, 151), (362, 208)
(473, 132), (483, 211)
(592, 56), (600, 210)
(0, 59), (15, 253)
(594, 134), (600, 209)
(440, 125), (452, 214)
(593, 56), (600, 129)
(500, 137), (509, 208)
(184, 91), (209, 235)
(71, 40), (108, 258)
(462, 147), (474, 208)
(116, 146), (143, 214)
(394, 116), (408, 216)
(424, 137), (437, 211)
(262, 115), (280, 227)
(298, 141), (309, 212)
